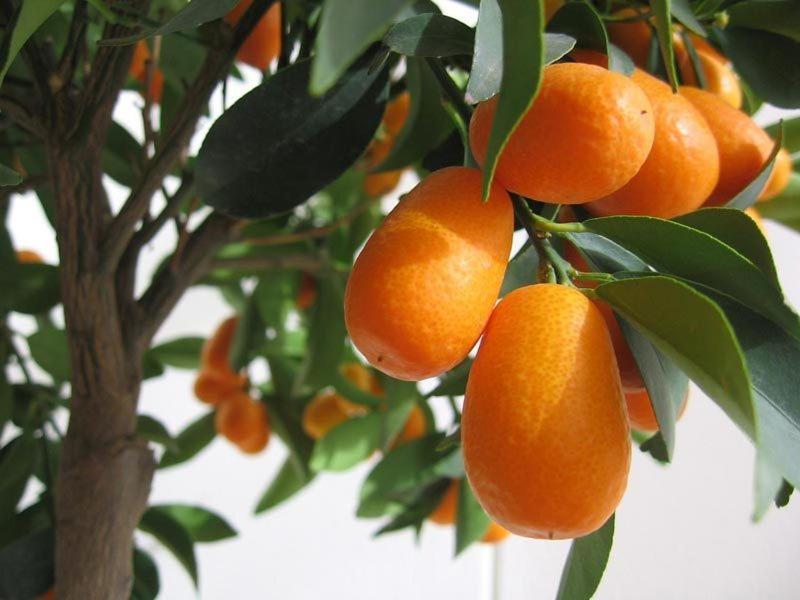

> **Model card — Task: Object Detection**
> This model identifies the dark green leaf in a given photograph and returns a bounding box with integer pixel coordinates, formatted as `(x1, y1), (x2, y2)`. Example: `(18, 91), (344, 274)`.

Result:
(132, 548), (160, 600)
(0, 164), (22, 186)
(154, 504), (237, 543)
(0, 434), (36, 511)
(28, 326), (70, 383)
(0, 263), (60, 315)
(159, 412), (216, 469)
(102, 121), (144, 188)
(775, 480), (794, 508)
(455, 478), (490, 555)
(139, 507), (198, 586)
(725, 133), (783, 210)
(0, 528), (53, 600)
(375, 479), (450, 536)
(556, 515), (614, 600)
(197, 58), (387, 219)
(595, 277), (755, 439)
(426, 358), (472, 398)
(715, 27), (800, 108)
(254, 457), (314, 513)
(384, 13), (475, 57)
(649, 0), (678, 90)
(481, 0), (545, 199)
(728, 1), (800, 42)
(375, 58), (454, 171)
(584, 216), (800, 339)
(142, 351), (165, 381)
(500, 243), (539, 295)
(311, 0), (412, 94)
(0, 0), (66, 86)
(298, 275), (346, 390)
(137, 415), (178, 453)
(639, 432), (669, 463)
(757, 173), (800, 233)
(766, 116), (800, 155)
(148, 337), (204, 370)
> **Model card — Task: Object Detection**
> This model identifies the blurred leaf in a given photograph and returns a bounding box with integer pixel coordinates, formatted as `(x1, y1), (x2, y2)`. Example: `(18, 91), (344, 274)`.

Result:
(229, 292), (263, 371)
(753, 453), (784, 521)
(766, 116), (800, 155)
(725, 133), (782, 210)
(384, 13), (474, 57)
(595, 277), (755, 439)
(148, 337), (204, 370)
(376, 57), (454, 171)
(0, 164), (22, 186)
(264, 394), (314, 479)
(0, 263), (60, 315)
(375, 479), (450, 536)
(197, 58), (387, 219)
(154, 504), (237, 543)
(0, 500), (50, 552)
(311, 0), (410, 94)
(455, 478), (490, 555)
(426, 358), (472, 398)
(585, 216), (800, 339)
(728, 1), (800, 42)
(139, 507), (198, 586)
(556, 515), (614, 600)
(310, 411), (384, 473)
(757, 173), (800, 233)
(715, 27), (800, 108)
(0, 434), (36, 518)
(254, 457), (314, 514)
(132, 548), (160, 600)
(480, 0), (544, 199)
(639, 432), (669, 463)
(28, 326), (70, 383)
(649, 0), (678, 90)
(142, 351), (165, 381)
(137, 415), (178, 453)
(670, 0), (704, 36)
(102, 121), (143, 188)
(0, 0), (66, 86)
(500, 243), (539, 295)
(548, 2), (633, 74)
(159, 412), (216, 469)
(298, 275), (346, 390)
(0, 528), (53, 600)
(422, 130), (465, 171)
(0, 370), (11, 436)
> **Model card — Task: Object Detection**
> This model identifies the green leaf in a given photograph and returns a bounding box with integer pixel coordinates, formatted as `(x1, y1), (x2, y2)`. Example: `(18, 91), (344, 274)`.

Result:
(775, 480), (794, 508)
(548, 2), (633, 74)
(197, 57), (387, 219)
(309, 412), (384, 473)
(670, 0), (704, 36)
(28, 326), (71, 383)
(454, 478), (490, 555)
(298, 275), (346, 390)
(753, 453), (784, 522)
(254, 457), (314, 514)
(132, 548), (160, 600)
(310, 0), (413, 94)
(137, 415), (178, 453)
(675, 208), (779, 287)
(153, 504), (237, 543)
(0, 163), (22, 187)
(728, 1), (800, 43)
(469, 0), (573, 102)
(649, 0), (679, 90)
(481, 0), (545, 200)
(757, 172), (800, 233)
(0, 263), (60, 315)
(0, 434), (37, 513)
(375, 57), (454, 171)
(584, 216), (800, 339)
(159, 412), (216, 469)
(139, 507), (198, 586)
(595, 277), (755, 439)
(102, 121), (144, 188)
(500, 243), (539, 296)
(766, 116), (800, 156)
(425, 358), (472, 398)
(375, 479), (450, 536)
(229, 292), (263, 371)
(99, 0), (242, 46)
(0, 528), (53, 600)
(714, 27), (800, 109)
(639, 432), (670, 463)
(725, 133), (783, 210)
(556, 515), (614, 600)
(384, 13), (475, 57)
(148, 337), (204, 370)
(0, 0), (67, 87)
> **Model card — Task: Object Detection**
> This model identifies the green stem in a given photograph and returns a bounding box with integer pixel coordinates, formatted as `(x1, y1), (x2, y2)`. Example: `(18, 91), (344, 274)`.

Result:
(540, 237), (575, 285)
(424, 58), (477, 168)
(574, 271), (616, 283)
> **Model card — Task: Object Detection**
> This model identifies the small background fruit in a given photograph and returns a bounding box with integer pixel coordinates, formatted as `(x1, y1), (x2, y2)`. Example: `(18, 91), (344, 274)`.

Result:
(215, 392), (270, 447)
(225, 1), (282, 71)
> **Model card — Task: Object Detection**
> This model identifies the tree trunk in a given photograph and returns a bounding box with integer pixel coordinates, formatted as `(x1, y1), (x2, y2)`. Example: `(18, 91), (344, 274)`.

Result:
(48, 135), (154, 599)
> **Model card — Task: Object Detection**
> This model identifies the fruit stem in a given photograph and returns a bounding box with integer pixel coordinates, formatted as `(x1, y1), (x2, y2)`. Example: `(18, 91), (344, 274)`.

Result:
(511, 195), (574, 285)
(574, 271), (616, 283)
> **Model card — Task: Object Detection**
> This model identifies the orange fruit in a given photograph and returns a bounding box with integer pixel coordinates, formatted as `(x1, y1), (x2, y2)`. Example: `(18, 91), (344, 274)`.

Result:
(463, 284), (630, 539)
(129, 41), (164, 104)
(201, 316), (239, 374)
(194, 370), (247, 405)
(363, 137), (403, 197)
(574, 56), (719, 218)
(482, 522), (511, 544)
(340, 362), (384, 397)
(237, 421), (271, 454)
(469, 62), (655, 204)
(565, 244), (644, 391)
(606, 8), (654, 68)
(296, 272), (317, 311)
(382, 91), (411, 137)
(760, 148), (792, 201)
(544, 0), (564, 21)
(16, 249), (43, 264)
(391, 404), (427, 448)
(677, 48), (742, 109)
(215, 392), (270, 447)
(225, 1), (282, 70)
(345, 167), (513, 381)
(679, 87), (773, 206)
(626, 387), (689, 432)
(302, 391), (351, 440)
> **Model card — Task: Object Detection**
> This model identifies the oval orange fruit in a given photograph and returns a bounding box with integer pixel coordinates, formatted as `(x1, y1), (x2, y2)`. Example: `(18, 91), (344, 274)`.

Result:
(215, 392), (270, 447)
(345, 167), (513, 381)
(463, 284), (630, 539)
(225, 1), (281, 71)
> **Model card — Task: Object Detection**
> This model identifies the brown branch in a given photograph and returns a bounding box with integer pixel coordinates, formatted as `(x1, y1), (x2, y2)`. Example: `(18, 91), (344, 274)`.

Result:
(55, 0), (88, 91)
(246, 196), (378, 247)
(0, 95), (46, 138)
(101, 0), (278, 273)
(0, 175), (47, 203)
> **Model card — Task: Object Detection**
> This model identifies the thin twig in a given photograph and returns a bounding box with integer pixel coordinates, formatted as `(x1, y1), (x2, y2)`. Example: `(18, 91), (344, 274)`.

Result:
(0, 96), (46, 138)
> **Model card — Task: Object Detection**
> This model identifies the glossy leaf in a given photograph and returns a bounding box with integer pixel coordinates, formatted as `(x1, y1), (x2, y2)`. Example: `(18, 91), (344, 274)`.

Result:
(0, 528), (54, 599)
(310, 0), (412, 94)
(139, 507), (198, 586)
(0, 0), (66, 86)
(670, 0), (705, 36)
(28, 326), (70, 383)
(148, 337), (204, 370)
(728, 1), (800, 43)
(254, 457), (314, 514)
(649, 0), (679, 90)
(454, 478), (491, 555)
(154, 504), (237, 543)
(725, 133), (782, 210)
(137, 415), (178, 453)
(585, 216), (800, 339)
(500, 243), (539, 295)
(0, 164), (22, 186)
(757, 172), (800, 233)
(556, 516), (614, 600)
(595, 277), (755, 439)
(197, 58), (387, 218)
(384, 13), (475, 57)
(132, 548), (160, 600)
(159, 412), (216, 469)
(481, 0), (545, 199)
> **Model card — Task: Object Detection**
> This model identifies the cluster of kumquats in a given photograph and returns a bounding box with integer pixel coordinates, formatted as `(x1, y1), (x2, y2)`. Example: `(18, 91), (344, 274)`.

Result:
(344, 21), (792, 541)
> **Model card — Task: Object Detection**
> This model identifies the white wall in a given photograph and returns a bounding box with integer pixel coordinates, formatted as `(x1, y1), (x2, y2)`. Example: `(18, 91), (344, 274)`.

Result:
(5, 1), (800, 597)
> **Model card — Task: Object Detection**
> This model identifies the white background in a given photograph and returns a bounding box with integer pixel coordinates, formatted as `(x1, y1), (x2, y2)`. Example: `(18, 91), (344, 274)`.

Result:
(6, 1), (800, 598)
